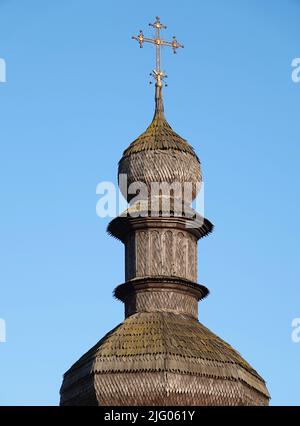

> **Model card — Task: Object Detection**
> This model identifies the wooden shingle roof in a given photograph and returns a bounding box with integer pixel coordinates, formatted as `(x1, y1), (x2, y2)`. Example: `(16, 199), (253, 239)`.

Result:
(122, 113), (199, 159)
(64, 312), (269, 400)
(121, 85), (199, 161)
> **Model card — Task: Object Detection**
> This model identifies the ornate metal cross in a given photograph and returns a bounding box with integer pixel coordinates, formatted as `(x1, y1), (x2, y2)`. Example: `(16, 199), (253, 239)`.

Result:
(132, 16), (184, 86)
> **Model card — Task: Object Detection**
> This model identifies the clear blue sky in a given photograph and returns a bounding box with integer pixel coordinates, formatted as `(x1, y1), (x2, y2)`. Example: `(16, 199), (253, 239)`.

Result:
(0, 0), (299, 406)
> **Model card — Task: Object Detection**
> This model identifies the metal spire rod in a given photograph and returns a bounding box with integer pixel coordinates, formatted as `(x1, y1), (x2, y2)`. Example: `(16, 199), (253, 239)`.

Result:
(132, 16), (184, 87)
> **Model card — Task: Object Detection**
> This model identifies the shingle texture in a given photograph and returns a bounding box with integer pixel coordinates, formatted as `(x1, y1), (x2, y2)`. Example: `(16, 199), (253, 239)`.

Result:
(60, 84), (270, 406)
(118, 88), (202, 202)
(121, 110), (199, 160)
(60, 312), (269, 406)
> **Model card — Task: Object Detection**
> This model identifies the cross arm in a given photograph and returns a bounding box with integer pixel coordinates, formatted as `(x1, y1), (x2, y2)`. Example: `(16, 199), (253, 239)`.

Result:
(132, 31), (158, 48)
(160, 38), (184, 53)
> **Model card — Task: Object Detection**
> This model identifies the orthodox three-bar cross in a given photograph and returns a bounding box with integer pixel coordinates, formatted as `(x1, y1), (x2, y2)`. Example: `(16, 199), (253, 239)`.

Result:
(132, 16), (184, 86)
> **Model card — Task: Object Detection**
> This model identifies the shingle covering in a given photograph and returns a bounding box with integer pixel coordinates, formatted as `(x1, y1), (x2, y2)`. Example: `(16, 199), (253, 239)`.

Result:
(118, 86), (202, 202)
(60, 82), (270, 406)
(121, 110), (199, 160)
(60, 312), (270, 406)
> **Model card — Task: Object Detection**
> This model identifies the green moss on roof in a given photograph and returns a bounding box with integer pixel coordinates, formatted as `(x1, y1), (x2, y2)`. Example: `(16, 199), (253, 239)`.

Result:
(72, 312), (254, 372)
(122, 111), (199, 160)
(65, 312), (269, 399)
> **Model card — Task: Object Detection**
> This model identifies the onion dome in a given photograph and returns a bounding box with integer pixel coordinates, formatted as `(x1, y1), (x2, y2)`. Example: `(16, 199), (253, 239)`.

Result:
(118, 84), (201, 202)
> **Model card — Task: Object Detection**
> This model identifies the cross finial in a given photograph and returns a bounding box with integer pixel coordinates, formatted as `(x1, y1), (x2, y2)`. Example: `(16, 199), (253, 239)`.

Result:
(132, 16), (184, 87)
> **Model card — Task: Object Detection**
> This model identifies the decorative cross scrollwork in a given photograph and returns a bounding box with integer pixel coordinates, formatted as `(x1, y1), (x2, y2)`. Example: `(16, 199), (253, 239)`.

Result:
(132, 16), (183, 86)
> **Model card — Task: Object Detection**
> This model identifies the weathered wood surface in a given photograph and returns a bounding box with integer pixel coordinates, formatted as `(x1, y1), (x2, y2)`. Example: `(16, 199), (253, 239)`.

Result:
(125, 229), (197, 282)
